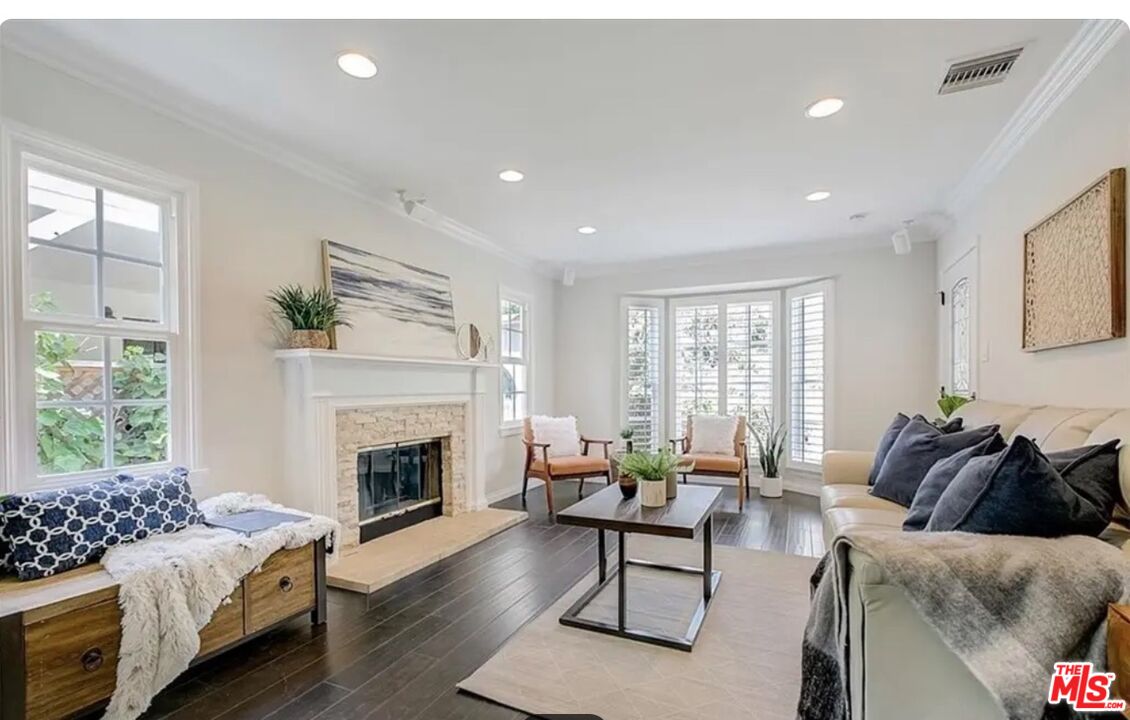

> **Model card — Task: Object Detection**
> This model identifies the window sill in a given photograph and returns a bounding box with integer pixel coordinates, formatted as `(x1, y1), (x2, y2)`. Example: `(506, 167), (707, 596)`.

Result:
(499, 424), (523, 438)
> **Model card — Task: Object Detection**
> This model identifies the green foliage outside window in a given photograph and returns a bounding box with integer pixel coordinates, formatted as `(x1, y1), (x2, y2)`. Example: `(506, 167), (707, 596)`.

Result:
(33, 292), (169, 475)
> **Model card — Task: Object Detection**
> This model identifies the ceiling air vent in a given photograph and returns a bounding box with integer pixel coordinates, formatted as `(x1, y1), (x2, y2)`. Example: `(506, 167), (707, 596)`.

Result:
(938, 47), (1023, 95)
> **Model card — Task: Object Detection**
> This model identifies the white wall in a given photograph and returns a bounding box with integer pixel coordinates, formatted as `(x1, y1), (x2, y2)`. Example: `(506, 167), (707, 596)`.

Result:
(1, 49), (557, 501)
(556, 243), (938, 453)
(937, 37), (1130, 408)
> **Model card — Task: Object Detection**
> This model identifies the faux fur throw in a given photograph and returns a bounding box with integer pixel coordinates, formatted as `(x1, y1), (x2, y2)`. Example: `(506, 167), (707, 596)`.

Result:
(799, 531), (1130, 720)
(99, 493), (338, 720)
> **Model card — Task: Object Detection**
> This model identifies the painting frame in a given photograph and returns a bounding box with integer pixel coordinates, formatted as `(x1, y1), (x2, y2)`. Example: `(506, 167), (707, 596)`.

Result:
(321, 239), (458, 357)
(1021, 167), (1126, 352)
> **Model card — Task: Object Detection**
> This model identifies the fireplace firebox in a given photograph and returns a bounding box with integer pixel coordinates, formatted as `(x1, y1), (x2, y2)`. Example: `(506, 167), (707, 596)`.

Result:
(357, 437), (444, 543)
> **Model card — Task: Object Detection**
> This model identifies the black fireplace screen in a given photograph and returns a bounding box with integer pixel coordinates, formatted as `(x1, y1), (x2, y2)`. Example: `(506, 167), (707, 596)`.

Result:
(357, 438), (443, 523)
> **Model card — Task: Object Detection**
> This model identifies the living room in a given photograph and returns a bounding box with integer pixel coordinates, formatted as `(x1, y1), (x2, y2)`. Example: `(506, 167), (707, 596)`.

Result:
(0, 7), (1129, 720)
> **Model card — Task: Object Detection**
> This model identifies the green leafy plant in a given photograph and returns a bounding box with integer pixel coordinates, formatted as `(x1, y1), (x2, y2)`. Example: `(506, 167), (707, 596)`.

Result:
(267, 285), (350, 332)
(618, 450), (693, 482)
(619, 427), (635, 440)
(748, 407), (787, 479)
(32, 292), (169, 475)
(937, 389), (970, 419)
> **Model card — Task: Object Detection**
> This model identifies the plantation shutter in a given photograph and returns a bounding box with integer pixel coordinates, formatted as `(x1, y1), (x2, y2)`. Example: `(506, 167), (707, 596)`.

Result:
(625, 304), (662, 452)
(726, 300), (774, 455)
(789, 289), (826, 465)
(673, 304), (720, 439)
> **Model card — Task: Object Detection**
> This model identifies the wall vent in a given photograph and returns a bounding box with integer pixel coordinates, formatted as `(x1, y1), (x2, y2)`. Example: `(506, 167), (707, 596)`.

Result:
(938, 47), (1023, 95)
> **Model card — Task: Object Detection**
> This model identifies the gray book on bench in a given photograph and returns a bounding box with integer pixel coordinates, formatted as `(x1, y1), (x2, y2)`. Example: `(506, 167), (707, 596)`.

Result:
(205, 509), (310, 536)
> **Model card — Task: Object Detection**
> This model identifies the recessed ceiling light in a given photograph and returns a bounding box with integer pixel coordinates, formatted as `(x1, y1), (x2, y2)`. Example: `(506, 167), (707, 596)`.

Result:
(805, 191), (832, 202)
(805, 97), (844, 118)
(498, 169), (525, 183)
(337, 52), (377, 79)
(577, 226), (597, 235)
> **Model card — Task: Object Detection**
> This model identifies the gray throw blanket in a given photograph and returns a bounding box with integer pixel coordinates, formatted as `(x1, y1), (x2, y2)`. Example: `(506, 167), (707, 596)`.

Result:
(799, 531), (1130, 720)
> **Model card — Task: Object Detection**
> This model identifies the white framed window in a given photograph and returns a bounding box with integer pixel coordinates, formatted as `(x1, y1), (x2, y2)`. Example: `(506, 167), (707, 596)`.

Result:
(499, 289), (531, 434)
(726, 297), (776, 456)
(1, 125), (199, 491)
(949, 277), (971, 397)
(621, 298), (664, 452)
(787, 281), (833, 469)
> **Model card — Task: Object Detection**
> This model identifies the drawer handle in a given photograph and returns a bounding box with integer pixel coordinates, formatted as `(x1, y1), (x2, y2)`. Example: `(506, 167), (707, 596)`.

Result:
(279, 576), (294, 593)
(81, 648), (104, 672)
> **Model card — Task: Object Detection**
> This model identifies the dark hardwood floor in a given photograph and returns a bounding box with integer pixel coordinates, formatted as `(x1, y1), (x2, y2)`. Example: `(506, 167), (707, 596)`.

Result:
(138, 482), (822, 720)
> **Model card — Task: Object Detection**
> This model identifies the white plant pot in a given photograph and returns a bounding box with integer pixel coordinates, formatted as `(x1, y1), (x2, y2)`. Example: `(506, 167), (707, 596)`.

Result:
(640, 480), (668, 507)
(759, 473), (784, 498)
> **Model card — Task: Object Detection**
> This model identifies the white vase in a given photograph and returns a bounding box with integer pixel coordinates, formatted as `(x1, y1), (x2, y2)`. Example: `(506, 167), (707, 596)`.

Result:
(640, 480), (667, 507)
(759, 473), (784, 498)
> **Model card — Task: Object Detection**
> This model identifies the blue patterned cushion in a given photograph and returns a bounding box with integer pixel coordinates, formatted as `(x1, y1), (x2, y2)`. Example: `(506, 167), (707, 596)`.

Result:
(0, 467), (203, 580)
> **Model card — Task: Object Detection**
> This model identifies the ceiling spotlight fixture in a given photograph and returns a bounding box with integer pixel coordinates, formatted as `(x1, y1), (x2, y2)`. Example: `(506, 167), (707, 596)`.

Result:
(805, 191), (831, 202)
(498, 169), (525, 183)
(805, 97), (845, 118)
(577, 226), (597, 235)
(849, 212), (869, 221)
(337, 52), (378, 79)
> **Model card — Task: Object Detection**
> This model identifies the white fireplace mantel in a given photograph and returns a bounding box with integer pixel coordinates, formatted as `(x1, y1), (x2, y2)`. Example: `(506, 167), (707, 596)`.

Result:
(276, 349), (498, 529)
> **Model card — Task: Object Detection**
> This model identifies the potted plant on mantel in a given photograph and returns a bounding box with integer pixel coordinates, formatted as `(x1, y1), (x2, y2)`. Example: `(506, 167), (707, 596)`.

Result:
(619, 450), (693, 507)
(267, 285), (350, 350)
(749, 408), (787, 498)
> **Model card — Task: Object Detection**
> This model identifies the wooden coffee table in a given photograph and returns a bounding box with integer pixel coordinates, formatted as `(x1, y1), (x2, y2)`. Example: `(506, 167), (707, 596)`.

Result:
(555, 483), (722, 651)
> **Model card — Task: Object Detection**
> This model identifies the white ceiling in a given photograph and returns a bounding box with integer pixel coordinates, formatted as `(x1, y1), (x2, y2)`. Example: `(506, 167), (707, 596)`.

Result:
(2, 20), (1084, 270)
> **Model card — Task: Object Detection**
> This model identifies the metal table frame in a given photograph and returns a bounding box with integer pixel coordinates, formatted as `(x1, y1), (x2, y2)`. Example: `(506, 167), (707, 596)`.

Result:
(558, 516), (720, 652)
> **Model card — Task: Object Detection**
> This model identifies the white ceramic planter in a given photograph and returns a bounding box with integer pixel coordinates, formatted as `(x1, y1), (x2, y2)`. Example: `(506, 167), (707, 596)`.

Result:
(640, 480), (668, 507)
(759, 473), (784, 498)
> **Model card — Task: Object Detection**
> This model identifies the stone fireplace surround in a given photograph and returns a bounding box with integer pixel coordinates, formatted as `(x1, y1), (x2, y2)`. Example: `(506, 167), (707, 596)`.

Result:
(336, 403), (465, 549)
(275, 350), (496, 554)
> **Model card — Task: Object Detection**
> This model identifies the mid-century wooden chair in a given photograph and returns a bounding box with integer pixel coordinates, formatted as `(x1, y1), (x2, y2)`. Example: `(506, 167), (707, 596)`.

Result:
(522, 417), (613, 514)
(670, 414), (750, 510)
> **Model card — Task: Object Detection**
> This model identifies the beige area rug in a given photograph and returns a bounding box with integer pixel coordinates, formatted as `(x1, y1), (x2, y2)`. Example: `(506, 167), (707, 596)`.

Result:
(458, 535), (818, 720)
(328, 508), (527, 593)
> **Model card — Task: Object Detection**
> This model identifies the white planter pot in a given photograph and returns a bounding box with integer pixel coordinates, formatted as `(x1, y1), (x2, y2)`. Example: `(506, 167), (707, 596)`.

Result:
(759, 473), (784, 498)
(640, 480), (668, 507)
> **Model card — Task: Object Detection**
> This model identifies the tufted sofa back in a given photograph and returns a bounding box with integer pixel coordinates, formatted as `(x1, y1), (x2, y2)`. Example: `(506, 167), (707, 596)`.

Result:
(952, 400), (1130, 508)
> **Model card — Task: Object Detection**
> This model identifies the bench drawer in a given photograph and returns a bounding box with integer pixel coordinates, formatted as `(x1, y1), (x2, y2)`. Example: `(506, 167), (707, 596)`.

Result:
(24, 598), (122, 720)
(197, 586), (245, 658)
(245, 545), (314, 633)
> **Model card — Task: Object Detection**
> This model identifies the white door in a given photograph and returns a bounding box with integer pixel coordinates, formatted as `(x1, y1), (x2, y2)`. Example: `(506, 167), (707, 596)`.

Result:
(940, 249), (977, 398)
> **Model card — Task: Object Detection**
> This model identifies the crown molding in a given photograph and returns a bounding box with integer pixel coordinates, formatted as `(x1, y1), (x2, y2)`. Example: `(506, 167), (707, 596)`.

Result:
(947, 19), (1128, 215)
(0, 27), (550, 276)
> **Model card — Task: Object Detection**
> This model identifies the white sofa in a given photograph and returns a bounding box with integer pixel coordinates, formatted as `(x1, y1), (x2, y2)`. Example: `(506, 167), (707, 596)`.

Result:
(821, 400), (1130, 720)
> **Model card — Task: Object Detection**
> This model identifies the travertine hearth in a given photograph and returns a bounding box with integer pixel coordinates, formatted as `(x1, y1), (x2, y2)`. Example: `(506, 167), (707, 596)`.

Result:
(336, 403), (467, 549)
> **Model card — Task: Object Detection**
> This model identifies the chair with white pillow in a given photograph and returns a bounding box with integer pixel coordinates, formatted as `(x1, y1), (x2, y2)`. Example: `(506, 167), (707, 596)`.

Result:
(522, 415), (613, 514)
(670, 414), (750, 510)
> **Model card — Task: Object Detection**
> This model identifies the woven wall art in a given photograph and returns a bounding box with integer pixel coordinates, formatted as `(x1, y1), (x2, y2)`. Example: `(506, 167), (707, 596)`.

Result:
(1022, 168), (1126, 351)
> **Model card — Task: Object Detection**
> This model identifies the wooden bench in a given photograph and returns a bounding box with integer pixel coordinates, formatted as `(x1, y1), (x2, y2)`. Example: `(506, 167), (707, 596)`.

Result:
(0, 538), (327, 720)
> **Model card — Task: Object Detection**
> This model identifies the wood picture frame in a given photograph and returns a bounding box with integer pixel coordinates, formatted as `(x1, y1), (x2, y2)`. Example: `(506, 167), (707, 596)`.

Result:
(1022, 168), (1126, 351)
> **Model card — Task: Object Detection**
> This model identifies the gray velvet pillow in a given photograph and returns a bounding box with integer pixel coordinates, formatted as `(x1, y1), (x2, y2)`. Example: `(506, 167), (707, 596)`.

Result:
(867, 414), (963, 486)
(870, 417), (1000, 507)
(925, 436), (1121, 537)
(903, 433), (1006, 531)
(868, 413), (909, 486)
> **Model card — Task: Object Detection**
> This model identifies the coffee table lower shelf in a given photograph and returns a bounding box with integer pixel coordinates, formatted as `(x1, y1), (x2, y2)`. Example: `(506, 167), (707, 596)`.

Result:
(558, 525), (721, 652)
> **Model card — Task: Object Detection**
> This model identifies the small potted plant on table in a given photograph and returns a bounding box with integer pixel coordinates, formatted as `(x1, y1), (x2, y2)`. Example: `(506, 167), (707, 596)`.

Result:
(268, 285), (350, 350)
(619, 450), (693, 507)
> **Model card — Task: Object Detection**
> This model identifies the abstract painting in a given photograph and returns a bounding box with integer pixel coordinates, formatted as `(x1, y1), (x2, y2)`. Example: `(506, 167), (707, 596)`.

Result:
(322, 240), (457, 357)
(1022, 168), (1125, 351)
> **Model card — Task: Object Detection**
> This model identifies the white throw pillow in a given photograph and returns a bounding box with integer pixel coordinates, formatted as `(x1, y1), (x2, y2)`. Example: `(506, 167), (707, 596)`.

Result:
(531, 415), (580, 458)
(690, 415), (739, 455)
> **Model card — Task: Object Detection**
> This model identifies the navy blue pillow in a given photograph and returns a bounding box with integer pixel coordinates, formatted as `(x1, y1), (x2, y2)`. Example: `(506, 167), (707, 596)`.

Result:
(925, 437), (1121, 537)
(870, 417), (1000, 507)
(903, 433), (1007, 531)
(0, 467), (203, 580)
(868, 414), (910, 486)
